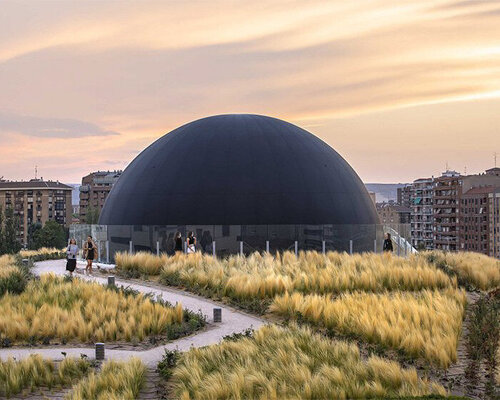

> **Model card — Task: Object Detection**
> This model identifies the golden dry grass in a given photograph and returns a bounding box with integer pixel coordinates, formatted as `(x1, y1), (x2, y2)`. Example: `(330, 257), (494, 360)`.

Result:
(66, 358), (145, 399)
(19, 247), (65, 259)
(0, 254), (28, 297)
(0, 254), (17, 270)
(173, 324), (446, 399)
(0, 355), (90, 397)
(116, 251), (168, 275)
(152, 251), (454, 300)
(0, 274), (184, 344)
(66, 358), (145, 400)
(0, 265), (18, 279)
(419, 251), (500, 290)
(270, 288), (466, 368)
(0, 255), (18, 280)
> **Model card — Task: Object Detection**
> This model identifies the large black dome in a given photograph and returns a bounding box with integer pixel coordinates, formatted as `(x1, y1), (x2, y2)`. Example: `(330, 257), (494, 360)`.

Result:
(99, 114), (379, 225)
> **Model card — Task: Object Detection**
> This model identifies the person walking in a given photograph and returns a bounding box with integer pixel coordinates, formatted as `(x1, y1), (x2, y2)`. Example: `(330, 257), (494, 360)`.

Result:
(83, 235), (97, 275)
(174, 232), (183, 253)
(66, 238), (78, 277)
(186, 231), (196, 254)
(383, 233), (394, 252)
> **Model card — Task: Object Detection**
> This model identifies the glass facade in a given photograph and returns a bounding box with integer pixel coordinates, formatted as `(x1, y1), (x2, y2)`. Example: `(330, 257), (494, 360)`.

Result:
(70, 223), (414, 263)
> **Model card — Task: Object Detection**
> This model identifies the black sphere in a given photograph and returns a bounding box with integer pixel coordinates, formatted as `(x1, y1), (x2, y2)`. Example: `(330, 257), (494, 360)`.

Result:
(99, 114), (379, 225)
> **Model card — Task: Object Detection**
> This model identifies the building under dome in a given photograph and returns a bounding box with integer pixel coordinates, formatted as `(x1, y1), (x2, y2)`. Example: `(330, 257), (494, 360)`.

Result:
(94, 114), (382, 256)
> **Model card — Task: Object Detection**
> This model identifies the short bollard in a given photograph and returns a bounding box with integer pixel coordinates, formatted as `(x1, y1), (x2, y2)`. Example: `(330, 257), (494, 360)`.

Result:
(22, 259), (29, 267)
(213, 308), (222, 323)
(107, 276), (115, 286)
(95, 343), (105, 360)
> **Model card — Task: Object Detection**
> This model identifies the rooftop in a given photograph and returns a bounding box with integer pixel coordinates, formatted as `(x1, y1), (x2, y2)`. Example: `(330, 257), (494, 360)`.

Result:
(462, 186), (499, 196)
(0, 179), (72, 190)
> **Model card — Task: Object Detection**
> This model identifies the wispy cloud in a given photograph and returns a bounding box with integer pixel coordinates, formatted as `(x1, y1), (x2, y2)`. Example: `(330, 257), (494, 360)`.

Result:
(0, 111), (119, 138)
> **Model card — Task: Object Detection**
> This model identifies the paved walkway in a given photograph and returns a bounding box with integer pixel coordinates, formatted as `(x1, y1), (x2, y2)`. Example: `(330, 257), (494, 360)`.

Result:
(0, 260), (265, 367)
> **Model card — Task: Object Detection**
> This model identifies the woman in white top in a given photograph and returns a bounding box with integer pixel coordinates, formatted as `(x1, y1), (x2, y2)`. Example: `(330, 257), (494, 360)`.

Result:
(186, 231), (196, 254)
(66, 238), (78, 277)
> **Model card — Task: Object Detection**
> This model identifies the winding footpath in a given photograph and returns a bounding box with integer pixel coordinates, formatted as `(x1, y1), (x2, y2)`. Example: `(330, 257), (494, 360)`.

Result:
(0, 260), (265, 367)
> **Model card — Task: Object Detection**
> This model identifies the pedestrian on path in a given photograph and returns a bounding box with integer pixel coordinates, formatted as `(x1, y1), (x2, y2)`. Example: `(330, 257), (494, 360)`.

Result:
(383, 233), (393, 252)
(83, 236), (97, 275)
(66, 238), (78, 277)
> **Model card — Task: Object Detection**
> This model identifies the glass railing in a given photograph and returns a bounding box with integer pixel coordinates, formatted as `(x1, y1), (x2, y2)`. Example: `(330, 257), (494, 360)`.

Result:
(69, 223), (415, 263)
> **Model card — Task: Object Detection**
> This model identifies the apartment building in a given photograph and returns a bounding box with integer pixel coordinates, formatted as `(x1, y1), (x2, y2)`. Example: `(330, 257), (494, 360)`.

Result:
(433, 170), (461, 251)
(79, 170), (122, 223)
(0, 179), (72, 244)
(411, 177), (434, 250)
(397, 184), (413, 208)
(488, 188), (500, 258)
(460, 186), (498, 257)
(377, 202), (411, 224)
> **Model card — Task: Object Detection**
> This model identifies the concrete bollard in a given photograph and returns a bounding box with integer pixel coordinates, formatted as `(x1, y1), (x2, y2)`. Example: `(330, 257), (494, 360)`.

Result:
(322, 241), (326, 254)
(213, 307), (222, 323)
(239, 241), (243, 256)
(95, 343), (105, 360)
(349, 240), (353, 255)
(107, 276), (115, 286)
(294, 241), (298, 256)
(212, 241), (216, 258)
(266, 240), (269, 253)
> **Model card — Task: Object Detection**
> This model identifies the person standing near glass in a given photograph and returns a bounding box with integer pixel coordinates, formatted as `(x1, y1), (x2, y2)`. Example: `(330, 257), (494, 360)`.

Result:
(174, 232), (183, 253)
(186, 231), (196, 253)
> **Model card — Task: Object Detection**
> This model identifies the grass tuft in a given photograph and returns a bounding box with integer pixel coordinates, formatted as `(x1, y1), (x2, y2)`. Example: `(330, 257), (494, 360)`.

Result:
(172, 324), (447, 399)
(0, 355), (90, 397)
(0, 274), (185, 344)
(66, 358), (146, 400)
(419, 251), (500, 290)
(270, 288), (467, 368)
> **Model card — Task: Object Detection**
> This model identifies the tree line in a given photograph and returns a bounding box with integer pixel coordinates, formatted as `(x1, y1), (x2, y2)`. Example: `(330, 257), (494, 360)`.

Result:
(0, 206), (67, 255)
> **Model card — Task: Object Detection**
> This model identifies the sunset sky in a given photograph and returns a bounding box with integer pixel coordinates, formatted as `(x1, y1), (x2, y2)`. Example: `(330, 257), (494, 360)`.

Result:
(1, 0), (499, 184)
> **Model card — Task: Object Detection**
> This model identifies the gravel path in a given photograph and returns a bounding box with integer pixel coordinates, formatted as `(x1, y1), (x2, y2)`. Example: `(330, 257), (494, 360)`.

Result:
(0, 260), (264, 367)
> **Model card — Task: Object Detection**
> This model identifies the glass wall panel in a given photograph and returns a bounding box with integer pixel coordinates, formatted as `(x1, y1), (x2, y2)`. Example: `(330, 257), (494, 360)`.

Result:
(213, 225), (241, 257)
(268, 225), (297, 253)
(153, 225), (186, 255)
(70, 223), (415, 263)
(241, 225), (268, 254)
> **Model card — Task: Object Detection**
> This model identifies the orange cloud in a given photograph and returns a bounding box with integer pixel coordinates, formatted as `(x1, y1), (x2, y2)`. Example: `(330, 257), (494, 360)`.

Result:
(0, 0), (499, 182)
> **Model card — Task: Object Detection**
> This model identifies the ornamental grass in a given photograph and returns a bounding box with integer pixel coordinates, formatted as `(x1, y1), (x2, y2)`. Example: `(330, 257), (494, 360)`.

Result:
(418, 251), (500, 290)
(66, 358), (145, 400)
(0, 274), (184, 344)
(270, 288), (466, 368)
(138, 251), (455, 301)
(173, 324), (446, 399)
(0, 355), (90, 398)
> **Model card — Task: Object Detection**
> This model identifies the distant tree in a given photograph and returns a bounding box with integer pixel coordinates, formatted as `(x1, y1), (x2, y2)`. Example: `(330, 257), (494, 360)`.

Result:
(1, 207), (21, 254)
(85, 205), (100, 224)
(33, 220), (66, 249)
(27, 222), (43, 250)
